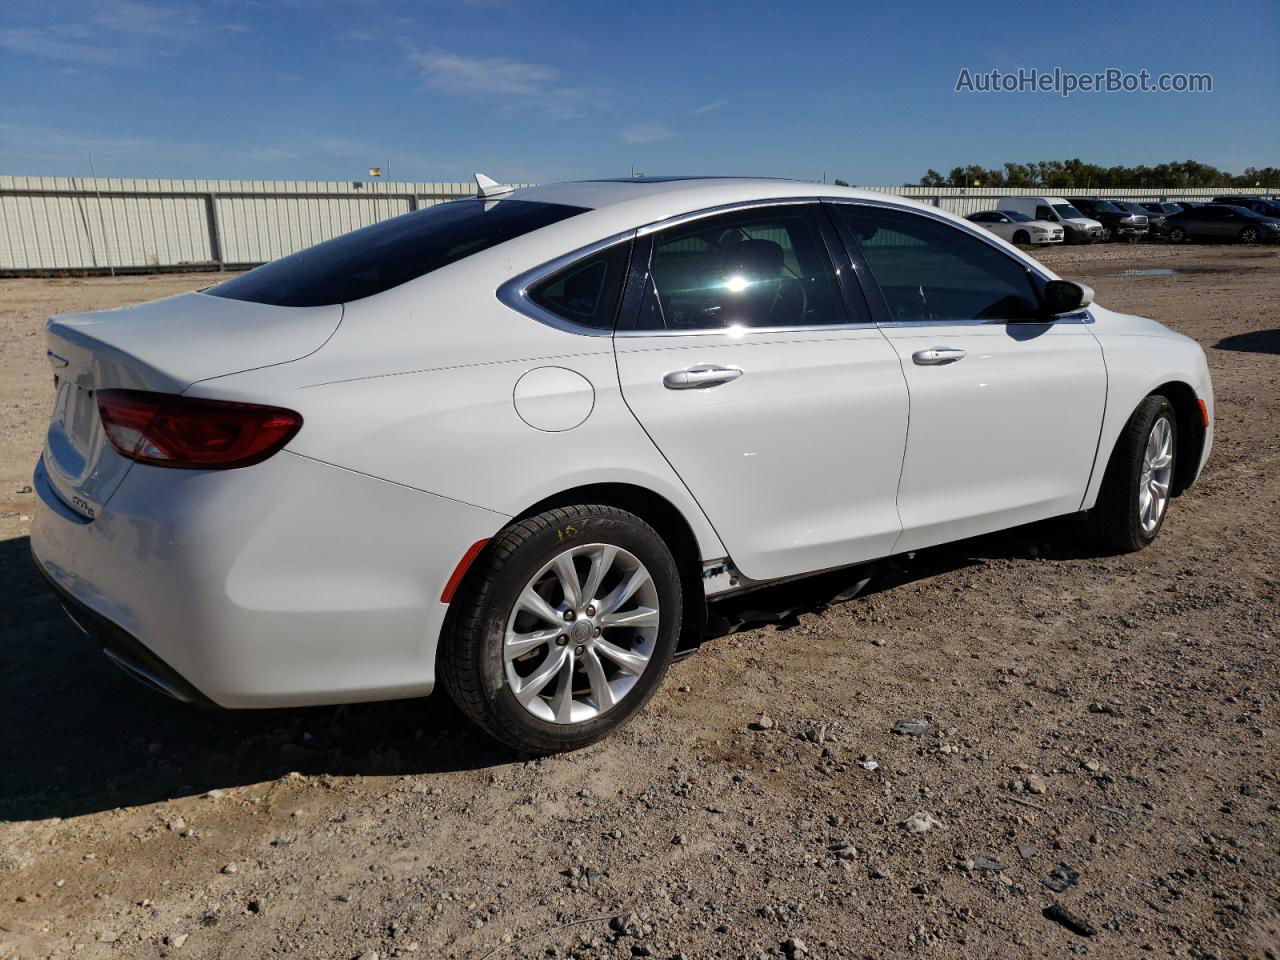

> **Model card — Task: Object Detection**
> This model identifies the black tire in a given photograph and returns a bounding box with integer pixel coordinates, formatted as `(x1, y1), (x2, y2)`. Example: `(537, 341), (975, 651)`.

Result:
(1168, 226), (1187, 243)
(439, 505), (682, 754)
(1012, 230), (1030, 246)
(1101, 226), (1114, 242)
(1239, 226), (1261, 244)
(1085, 395), (1178, 553)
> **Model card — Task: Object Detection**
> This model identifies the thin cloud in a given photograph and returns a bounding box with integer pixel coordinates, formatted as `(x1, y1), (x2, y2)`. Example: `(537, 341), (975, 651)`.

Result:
(336, 29), (373, 42)
(0, 28), (126, 66)
(408, 47), (594, 118)
(622, 124), (676, 144)
(691, 99), (728, 116)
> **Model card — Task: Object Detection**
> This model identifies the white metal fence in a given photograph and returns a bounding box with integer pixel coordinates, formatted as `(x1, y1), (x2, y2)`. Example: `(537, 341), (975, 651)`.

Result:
(0, 175), (1268, 274)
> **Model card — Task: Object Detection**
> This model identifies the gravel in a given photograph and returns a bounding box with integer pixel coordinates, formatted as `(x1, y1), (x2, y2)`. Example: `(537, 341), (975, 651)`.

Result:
(1, 245), (1278, 958)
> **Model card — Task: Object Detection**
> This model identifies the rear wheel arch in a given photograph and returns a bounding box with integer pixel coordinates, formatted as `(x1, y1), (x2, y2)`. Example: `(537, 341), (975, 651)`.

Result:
(450, 483), (709, 650)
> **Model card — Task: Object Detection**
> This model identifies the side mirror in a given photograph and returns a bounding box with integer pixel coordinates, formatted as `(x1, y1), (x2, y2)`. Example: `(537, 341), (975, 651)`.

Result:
(1042, 279), (1094, 317)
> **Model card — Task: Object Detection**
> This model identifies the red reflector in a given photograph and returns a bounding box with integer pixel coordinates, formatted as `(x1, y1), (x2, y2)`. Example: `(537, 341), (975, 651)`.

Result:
(1196, 397), (1209, 428)
(97, 390), (303, 470)
(441, 539), (490, 604)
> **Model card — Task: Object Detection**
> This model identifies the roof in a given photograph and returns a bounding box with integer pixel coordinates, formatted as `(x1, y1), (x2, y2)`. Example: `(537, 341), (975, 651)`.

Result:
(499, 176), (942, 228)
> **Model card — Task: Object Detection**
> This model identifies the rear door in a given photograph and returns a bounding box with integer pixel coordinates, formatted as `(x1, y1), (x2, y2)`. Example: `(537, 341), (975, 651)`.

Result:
(613, 201), (909, 582)
(827, 201), (1107, 553)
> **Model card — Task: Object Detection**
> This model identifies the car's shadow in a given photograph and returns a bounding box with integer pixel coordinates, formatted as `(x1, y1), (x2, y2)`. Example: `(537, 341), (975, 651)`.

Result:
(1215, 329), (1280, 355)
(1, 518), (1101, 822)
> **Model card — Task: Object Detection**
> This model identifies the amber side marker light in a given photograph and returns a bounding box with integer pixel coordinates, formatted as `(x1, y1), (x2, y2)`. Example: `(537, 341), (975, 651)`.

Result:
(441, 539), (490, 603)
(1196, 398), (1209, 428)
(97, 390), (303, 469)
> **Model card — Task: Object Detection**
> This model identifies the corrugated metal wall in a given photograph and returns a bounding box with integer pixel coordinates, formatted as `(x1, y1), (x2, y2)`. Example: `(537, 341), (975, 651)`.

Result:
(0, 175), (1263, 273)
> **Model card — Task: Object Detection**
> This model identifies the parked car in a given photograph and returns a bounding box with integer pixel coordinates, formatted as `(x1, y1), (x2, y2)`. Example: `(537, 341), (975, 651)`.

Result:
(1065, 198), (1148, 241)
(1139, 202), (1186, 218)
(30, 176), (1214, 752)
(1163, 204), (1280, 244)
(1109, 200), (1168, 237)
(966, 209), (1064, 245)
(1212, 196), (1280, 218)
(996, 196), (1105, 243)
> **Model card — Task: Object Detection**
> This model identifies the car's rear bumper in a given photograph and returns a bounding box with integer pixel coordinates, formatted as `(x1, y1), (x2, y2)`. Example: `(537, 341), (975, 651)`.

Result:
(30, 451), (507, 708)
(34, 552), (216, 706)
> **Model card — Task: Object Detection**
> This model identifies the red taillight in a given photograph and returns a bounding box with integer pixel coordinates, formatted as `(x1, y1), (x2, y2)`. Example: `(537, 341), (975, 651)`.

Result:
(97, 390), (303, 470)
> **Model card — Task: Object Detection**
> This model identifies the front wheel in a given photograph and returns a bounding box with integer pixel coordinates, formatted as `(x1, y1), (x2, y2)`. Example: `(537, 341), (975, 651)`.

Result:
(1239, 226), (1261, 244)
(1085, 396), (1177, 552)
(1012, 230), (1030, 246)
(439, 505), (682, 753)
(1168, 226), (1188, 243)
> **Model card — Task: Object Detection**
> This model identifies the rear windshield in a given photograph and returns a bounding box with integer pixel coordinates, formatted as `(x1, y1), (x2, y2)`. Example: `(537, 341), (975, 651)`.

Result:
(208, 198), (586, 307)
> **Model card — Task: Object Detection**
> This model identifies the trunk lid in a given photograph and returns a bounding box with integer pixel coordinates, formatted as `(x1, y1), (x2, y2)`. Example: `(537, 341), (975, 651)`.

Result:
(43, 291), (341, 519)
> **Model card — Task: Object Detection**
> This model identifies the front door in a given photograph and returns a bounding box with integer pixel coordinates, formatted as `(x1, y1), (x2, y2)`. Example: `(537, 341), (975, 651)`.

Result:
(613, 202), (910, 582)
(828, 201), (1107, 553)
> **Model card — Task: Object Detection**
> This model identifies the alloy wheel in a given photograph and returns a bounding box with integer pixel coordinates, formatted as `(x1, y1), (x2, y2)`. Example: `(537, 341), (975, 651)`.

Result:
(504, 544), (660, 724)
(1241, 227), (1260, 244)
(1138, 416), (1174, 534)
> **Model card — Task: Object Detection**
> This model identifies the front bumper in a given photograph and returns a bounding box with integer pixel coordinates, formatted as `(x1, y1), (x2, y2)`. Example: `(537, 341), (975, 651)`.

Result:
(31, 451), (506, 708)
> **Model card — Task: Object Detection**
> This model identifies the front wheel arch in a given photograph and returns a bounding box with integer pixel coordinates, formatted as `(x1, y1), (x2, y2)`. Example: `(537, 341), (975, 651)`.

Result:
(1149, 381), (1206, 496)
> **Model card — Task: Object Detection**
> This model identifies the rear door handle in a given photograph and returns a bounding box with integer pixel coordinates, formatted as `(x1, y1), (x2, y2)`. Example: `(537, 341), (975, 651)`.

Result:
(912, 347), (967, 366)
(662, 364), (744, 389)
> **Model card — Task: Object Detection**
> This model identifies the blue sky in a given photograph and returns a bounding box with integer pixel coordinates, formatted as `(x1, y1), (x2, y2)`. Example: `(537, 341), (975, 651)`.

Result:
(1, 0), (1276, 185)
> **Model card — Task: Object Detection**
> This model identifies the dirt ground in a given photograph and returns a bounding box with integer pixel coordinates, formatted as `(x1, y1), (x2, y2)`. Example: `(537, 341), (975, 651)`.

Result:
(0, 245), (1276, 960)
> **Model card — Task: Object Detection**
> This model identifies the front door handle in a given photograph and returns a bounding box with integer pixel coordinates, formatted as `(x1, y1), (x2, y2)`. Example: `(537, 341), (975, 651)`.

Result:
(912, 347), (967, 366)
(663, 364), (744, 389)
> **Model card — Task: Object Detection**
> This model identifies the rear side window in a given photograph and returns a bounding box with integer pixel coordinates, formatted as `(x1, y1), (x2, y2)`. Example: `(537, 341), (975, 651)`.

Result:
(637, 204), (848, 331)
(528, 241), (632, 330)
(209, 198), (586, 307)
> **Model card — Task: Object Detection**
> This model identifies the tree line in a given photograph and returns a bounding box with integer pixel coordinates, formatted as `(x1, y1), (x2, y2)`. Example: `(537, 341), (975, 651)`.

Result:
(911, 160), (1279, 189)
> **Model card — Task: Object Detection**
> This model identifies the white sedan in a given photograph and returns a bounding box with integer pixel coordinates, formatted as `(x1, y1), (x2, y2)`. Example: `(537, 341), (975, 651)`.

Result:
(966, 209), (1064, 245)
(31, 176), (1213, 752)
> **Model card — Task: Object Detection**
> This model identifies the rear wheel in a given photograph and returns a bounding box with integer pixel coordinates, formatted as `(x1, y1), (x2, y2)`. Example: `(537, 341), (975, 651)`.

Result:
(440, 505), (682, 753)
(1086, 396), (1177, 552)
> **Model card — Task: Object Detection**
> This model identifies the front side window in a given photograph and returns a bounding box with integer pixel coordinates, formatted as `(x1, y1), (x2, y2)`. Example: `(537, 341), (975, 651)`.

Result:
(209, 198), (586, 307)
(833, 205), (1040, 323)
(637, 204), (847, 331)
(527, 241), (632, 330)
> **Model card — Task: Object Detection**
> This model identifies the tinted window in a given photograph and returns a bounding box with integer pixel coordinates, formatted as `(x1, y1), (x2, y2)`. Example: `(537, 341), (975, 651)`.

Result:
(1052, 204), (1085, 219)
(528, 241), (632, 330)
(1006, 211), (1033, 222)
(834, 205), (1040, 323)
(209, 198), (585, 307)
(1035, 205), (1055, 219)
(638, 205), (847, 331)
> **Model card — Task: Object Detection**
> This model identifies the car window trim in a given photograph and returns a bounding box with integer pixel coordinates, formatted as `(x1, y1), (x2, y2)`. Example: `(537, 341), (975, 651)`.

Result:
(496, 230), (637, 337)
(821, 197), (1092, 327)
